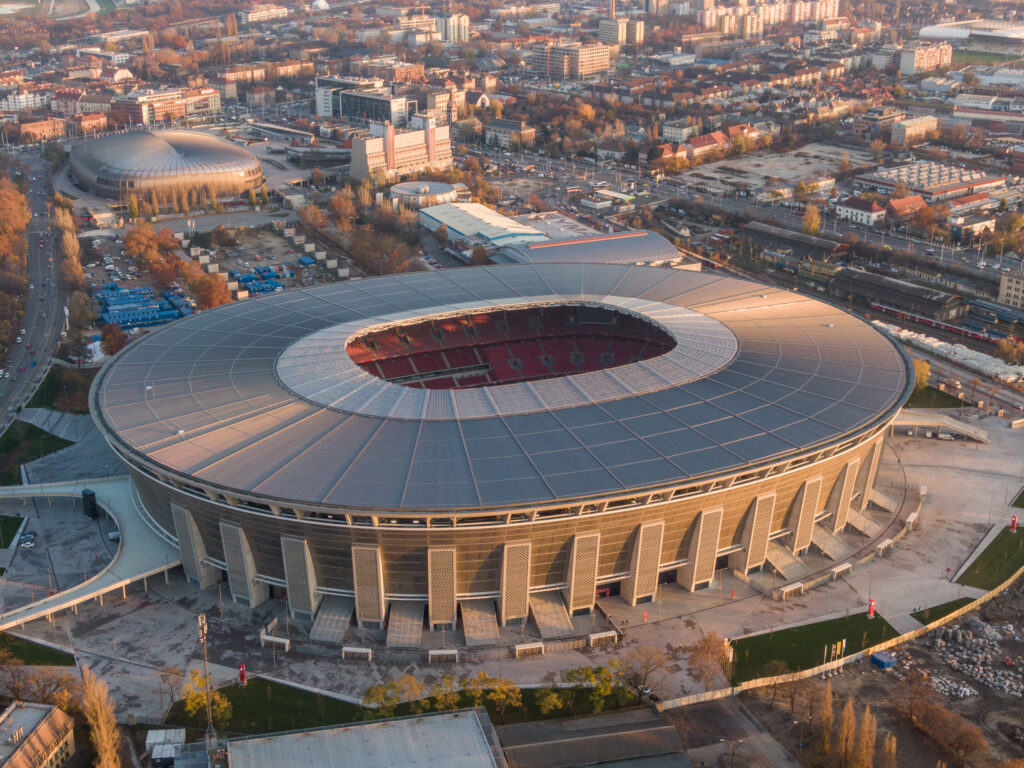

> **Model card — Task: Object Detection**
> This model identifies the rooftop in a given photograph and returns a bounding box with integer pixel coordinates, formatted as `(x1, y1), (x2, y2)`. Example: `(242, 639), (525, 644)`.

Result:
(0, 702), (73, 766)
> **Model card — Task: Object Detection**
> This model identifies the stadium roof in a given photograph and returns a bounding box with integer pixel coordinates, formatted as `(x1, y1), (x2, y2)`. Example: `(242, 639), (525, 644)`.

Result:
(93, 264), (910, 513)
(419, 203), (548, 246)
(497, 230), (684, 266)
(69, 129), (261, 179)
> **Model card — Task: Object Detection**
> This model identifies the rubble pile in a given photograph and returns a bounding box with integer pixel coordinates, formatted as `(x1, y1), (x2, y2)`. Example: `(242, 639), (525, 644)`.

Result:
(930, 674), (978, 699)
(929, 622), (1024, 698)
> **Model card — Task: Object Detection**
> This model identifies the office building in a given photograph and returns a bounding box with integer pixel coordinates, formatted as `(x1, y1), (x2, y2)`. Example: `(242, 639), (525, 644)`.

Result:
(349, 115), (452, 180)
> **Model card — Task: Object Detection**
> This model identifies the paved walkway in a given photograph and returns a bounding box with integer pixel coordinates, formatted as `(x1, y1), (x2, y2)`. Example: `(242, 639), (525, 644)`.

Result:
(0, 477), (180, 632)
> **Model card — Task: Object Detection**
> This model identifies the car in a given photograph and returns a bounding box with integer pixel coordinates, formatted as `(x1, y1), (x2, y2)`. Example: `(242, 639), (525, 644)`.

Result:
(15, 337), (20, 344)
(20, 540), (34, 549)
(2, 372), (7, 379)
(17, 367), (24, 373)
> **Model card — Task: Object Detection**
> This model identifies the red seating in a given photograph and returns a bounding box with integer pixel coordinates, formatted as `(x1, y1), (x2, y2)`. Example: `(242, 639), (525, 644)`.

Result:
(443, 347), (482, 369)
(410, 351), (447, 375)
(378, 357), (415, 379)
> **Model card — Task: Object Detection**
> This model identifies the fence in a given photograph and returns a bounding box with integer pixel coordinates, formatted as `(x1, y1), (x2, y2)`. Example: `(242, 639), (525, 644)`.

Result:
(655, 558), (1024, 712)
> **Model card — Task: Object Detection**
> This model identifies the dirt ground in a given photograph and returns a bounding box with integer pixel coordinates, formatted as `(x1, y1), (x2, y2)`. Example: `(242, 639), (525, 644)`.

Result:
(739, 580), (1024, 768)
(227, 227), (343, 290)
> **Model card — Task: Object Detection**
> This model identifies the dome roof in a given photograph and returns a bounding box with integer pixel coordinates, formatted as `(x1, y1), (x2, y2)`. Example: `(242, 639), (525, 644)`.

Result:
(71, 130), (260, 177)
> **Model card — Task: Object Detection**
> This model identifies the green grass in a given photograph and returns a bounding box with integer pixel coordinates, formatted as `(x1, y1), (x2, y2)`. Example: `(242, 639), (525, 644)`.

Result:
(956, 526), (1024, 591)
(951, 49), (1020, 66)
(0, 516), (23, 548)
(1013, 486), (1024, 510)
(905, 385), (964, 409)
(165, 678), (640, 737)
(0, 421), (74, 486)
(730, 613), (898, 684)
(0, 633), (75, 665)
(27, 367), (95, 414)
(910, 597), (974, 625)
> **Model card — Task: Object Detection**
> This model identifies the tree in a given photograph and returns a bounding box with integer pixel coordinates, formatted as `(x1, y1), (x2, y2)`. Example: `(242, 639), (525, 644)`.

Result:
(869, 139), (886, 160)
(100, 324), (128, 356)
(996, 337), (1024, 365)
(912, 359), (931, 393)
(470, 246), (490, 266)
(840, 152), (851, 172)
(486, 678), (522, 723)
(328, 191), (357, 231)
(622, 645), (670, 700)
(687, 631), (730, 690)
(762, 660), (789, 709)
(398, 674), (426, 714)
(838, 697), (856, 768)
(880, 732), (898, 768)
(124, 223), (161, 270)
(362, 681), (401, 719)
(819, 680), (834, 755)
(298, 204), (327, 238)
(527, 193), (550, 212)
(182, 668), (232, 730)
(802, 204), (822, 236)
(159, 666), (184, 709)
(854, 704), (877, 768)
(81, 666), (121, 768)
(461, 671), (493, 708)
(67, 291), (94, 329)
(430, 675), (460, 711)
(309, 167), (325, 188)
(432, 223), (448, 244)
(537, 687), (565, 716)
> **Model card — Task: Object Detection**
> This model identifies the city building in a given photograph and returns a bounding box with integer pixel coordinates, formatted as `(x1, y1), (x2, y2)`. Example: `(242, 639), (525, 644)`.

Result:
(388, 180), (462, 209)
(646, 0), (667, 13)
(836, 197), (886, 226)
(313, 76), (383, 118)
(854, 161), (1006, 203)
(0, 89), (50, 112)
(599, 17), (628, 45)
(948, 214), (995, 243)
(483, 119), (536, 149)
(418, 202), (548, 247)
(349, 115), (452, 180)
(438, 13), (470, 43)
(829, 268), (966, 320)
(626, 19), (645, 44)
(18, 119), (64, 143)
(339, 89), (413, 127)
(110, 89), (221, 126)
(0, 702), (75, 768)
(898, 42), (953, 76)
(92, 264), (909, 636)
(530, 42), (613, 80)
(998, 270), (1024, 309)
(236, 3), (289, 24)
(1012, 146), (1024, 175)
(885, 194), (927, 221)
(890, 115), (937, 147)
(851, 106), (905, 141)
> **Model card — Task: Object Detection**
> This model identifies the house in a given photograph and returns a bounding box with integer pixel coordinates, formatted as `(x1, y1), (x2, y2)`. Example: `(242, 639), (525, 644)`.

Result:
(885, 194), (927, 221)
(836, 197), (886, 226)
(686, 130), (728, 160)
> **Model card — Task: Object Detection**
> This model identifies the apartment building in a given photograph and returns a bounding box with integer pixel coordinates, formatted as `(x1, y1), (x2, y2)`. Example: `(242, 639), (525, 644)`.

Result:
(0, 703), (75, 768)
(891, 115), (937, 147)
(899, 42), (952, 76)
(530, 42), (613, 80)
(484, 119), (536, 149)
(237, 3), (289, 24)
(438, 13), (470, 43)
(998, 271), (1024, 310)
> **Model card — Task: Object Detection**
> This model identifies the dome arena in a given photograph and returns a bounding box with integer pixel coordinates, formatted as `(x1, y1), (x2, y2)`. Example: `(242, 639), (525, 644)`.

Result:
(68, 129), (265, 200)
(91, 264), (912, 641)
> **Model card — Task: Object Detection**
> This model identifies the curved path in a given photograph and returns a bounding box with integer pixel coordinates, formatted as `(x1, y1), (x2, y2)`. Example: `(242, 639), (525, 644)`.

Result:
(0, 476), (180, 632)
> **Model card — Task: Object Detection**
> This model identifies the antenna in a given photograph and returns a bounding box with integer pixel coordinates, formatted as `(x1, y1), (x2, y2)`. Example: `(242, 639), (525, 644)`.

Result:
(198, 614), (216, 748)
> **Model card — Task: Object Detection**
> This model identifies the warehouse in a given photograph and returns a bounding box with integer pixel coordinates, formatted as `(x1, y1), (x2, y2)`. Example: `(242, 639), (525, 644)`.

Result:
(418, 202), (548, 247)
(828, 268), (967, 320)
(853, 161), (1006, 203)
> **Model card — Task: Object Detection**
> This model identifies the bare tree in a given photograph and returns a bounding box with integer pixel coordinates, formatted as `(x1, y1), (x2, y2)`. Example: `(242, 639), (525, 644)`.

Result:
(687, 631), (730, 691)
(622, 645), (670, 700)
(854, 703), (877, 768)
(838, 697), (856, 768)
(81, 666), (121, 768)
(879, 732), (898, 768)
(818, 679), (834, 755)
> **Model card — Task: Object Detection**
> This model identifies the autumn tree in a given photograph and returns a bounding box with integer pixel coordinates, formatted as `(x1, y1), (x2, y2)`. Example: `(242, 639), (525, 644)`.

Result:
(81, 665), (121, 768)
(487, 677), (522, 723)
(854, 703), (877, 768)
(180, 262), (231, 310)
(309, 168), (325, 188)
(67, 291), (94, 329)
(879, 732), (898, 768)
(838, 697), (856, 768)
(100, 323), (128, 356)
(159, 666), (184, 709)
(430, 675), (460, 711)
(912, 359), (931, 393)
(996, 337), (1024, 365)
(362, 681), (401, 719)
(461, 671), (493, 708)
(328, 191), (357, 231)
(470, 245), (490, 266)
(687, 631), (730, 690)
(537, 687), (566, 716)
(182, 668), (232, 730)
(818, 679), (834, 754)
(298, 204), (328, 238)
(802, 204), (822, 236)
(432, 223), (449, 244)
(398, 674), (426, 714)
(622, 645), (670, 700)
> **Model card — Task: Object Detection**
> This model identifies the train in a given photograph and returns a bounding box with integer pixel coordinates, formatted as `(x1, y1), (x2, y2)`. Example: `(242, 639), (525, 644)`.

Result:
(868, 303), (1013, 345)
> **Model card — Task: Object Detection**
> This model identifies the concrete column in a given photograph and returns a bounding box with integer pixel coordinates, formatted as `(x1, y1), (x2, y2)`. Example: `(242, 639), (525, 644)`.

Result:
(170, 503), (218, 589)
(622, 521), (664, 606)
(280, 536), (321, 620)
(499, 542), (531, 626)
(220, 522), (269, 608)
(563, 532), (600, 615)
(678, 507), (723, 591)
(728, 493), (776, 574)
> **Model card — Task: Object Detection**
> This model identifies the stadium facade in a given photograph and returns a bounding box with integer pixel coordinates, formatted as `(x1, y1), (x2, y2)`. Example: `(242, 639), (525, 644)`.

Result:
(68, 129), (265, 200)
(91, 265), (911, 636)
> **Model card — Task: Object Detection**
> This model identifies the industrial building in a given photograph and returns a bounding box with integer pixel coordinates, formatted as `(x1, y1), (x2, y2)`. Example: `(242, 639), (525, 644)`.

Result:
(92, 264), (910, 643)
(854, 161), (1006, 203)
(829, 268), (967, 320)
(418, 202), (548, 247)
(496, 229), (698, 268)
(68, 130), (265, 201)
(0, 702), (75, 768)
(349, 116), (453, 181)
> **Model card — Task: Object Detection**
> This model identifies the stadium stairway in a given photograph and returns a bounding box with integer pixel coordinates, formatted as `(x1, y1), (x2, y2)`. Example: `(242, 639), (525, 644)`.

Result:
(460, 598), (501, 647)
(810, 525), (854, 561)
(309, 596), (354, 645)
(386, 601), (426, 648)
(764, 542), (811, 582)
(869, 488), (899, 514)
(844, 509), (883, 538)
(529, 591), (574, 639)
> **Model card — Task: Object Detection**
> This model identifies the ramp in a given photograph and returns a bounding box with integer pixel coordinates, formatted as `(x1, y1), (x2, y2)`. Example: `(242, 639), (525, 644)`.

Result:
(764, 542), (811, 582)
(894, 410), (988, 443)
(811, 525), (853, 561)
(529, 591), (574, 639)
(845, 510), (883, 538)
(309, 596), (354, 644)
(386, 601), (425, 648)
(870, 488), (899, 514)
(460, 598), (500, 647)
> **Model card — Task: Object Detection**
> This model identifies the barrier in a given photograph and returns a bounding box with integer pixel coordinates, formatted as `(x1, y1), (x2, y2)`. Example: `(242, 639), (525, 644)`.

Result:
(514, 642), (544, 659)
(428, 649), (458, 664)
(588, 631), (619, 648)
(341, 646), (372, 661)
(260, 632), (291, 652)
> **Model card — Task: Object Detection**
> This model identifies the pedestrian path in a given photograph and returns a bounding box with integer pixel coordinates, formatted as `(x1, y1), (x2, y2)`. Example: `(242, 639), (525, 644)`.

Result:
(18, 408), (95, 443)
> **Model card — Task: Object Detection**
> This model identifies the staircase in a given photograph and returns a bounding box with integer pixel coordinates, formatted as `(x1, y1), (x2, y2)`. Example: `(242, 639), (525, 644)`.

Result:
(765, 542), (811, 582)
(811, 525), (854, 561)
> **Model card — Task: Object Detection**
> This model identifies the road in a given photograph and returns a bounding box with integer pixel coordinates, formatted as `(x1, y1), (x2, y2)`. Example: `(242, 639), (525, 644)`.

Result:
(1, 154), (65, 432)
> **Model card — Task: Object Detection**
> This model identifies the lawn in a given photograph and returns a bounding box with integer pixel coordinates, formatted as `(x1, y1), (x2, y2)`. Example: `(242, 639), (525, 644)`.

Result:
(730, 613), (898, 684)
(27, 366), (96, 414)
(905, 386), (964, 409)
(0, 421), (73, 486)
(165, 677), (640, 737)
(910, 597), (974, 625)
(956, 526), (1024, 591)
(0, 516), (24, 548)
(1013, 486), (1024, 510)
(951, 50), (1020, 66)
(0, 633), (75, 665)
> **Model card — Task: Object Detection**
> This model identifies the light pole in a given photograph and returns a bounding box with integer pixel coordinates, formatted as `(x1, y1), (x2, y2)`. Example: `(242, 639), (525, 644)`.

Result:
(198, 614), (216, 748)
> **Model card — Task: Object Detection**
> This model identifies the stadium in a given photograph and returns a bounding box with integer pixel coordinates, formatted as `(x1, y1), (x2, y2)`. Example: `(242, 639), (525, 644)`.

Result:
(91, 264), (912, 644)
(68, 129), (265, 200)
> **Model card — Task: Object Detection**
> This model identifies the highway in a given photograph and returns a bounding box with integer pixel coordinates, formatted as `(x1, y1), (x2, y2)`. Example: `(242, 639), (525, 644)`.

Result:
(1, 153), (65, 432)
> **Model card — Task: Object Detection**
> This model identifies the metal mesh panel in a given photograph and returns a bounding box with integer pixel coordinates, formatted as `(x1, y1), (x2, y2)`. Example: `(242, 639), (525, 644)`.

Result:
(791, 477), (822, 553)
(746, 493), (776, 571)
(565, 533), (600, 612)
(281, 537), (318, 618)
(831, 458), (860, 533)
(623, 521), (664, 605)
(679, 507), (722, 591)
(853, 441), (879, 511)
(219, 522), (268, 607)
(171, 503), (217, 588)
(428, 548), (457, 626)
(352, 545), (385, 625)
(500, 542), (531, 625)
